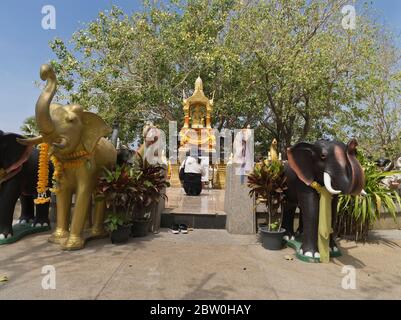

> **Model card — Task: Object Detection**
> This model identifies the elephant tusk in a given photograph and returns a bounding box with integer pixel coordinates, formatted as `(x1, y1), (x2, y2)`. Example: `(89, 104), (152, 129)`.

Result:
(16, 136), (43, 146)
(323, 172), (341, 195)
(52, 137), (67, 149)
(361, 189), (367, 196)
(383, 162), (393, 172)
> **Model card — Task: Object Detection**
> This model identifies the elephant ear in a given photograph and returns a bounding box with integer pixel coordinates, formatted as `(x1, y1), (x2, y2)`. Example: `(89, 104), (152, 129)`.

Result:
(0, 133), (29, 168)
(287, 142), (317, 186)
(81, 112), (111, 153)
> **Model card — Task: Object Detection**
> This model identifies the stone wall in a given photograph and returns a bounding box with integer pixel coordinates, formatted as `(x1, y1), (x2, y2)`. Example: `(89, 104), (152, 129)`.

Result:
(224, 163), (256, 234)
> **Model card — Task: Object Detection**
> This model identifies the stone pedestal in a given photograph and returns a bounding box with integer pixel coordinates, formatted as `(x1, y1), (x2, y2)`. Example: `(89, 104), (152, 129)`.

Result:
(149, 165), (167, 233)
(149, 189), (166, 234)
(224, 163), (256, 234)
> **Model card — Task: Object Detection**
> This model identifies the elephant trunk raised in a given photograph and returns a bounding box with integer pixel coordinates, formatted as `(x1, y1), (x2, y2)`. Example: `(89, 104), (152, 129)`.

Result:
(18, 64), (116, 250)
(36, 64), (56, 136)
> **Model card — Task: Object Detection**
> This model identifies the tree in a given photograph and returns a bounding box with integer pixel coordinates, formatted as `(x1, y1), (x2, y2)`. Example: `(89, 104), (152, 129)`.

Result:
(357, 35), (401, 159)
(49, 0), (400, 157)
(20, 116), (39, 137)
(50, 1), (243, 143)
(226, 0), (398, 154)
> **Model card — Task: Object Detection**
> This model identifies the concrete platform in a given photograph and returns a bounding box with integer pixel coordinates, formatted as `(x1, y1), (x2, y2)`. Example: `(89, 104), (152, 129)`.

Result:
(161, 188), (226, 229)
(165, 187), (225, 215)
(1, 228), (401, 299)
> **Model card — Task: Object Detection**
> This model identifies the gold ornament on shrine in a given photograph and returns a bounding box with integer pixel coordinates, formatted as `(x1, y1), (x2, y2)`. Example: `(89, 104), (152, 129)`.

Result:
(179, 77), (216, 155)
(168, 77), (226, 189)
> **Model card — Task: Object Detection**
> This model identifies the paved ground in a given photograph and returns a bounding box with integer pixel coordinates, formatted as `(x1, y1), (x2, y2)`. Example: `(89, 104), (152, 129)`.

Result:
(1, 228), (401, 300)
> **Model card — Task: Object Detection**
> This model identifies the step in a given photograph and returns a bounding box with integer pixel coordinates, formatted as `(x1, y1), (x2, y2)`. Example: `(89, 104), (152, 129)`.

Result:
(161, 209), (226, 229)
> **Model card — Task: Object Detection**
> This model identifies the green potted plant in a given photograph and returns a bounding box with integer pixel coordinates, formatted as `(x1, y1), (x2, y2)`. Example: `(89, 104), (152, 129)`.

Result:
(130, 156), (169, 237)
(248, 158), (288, 250)
(336, 153), (401, 241)
(104, 212), (132, 244)
(96, 164), (135, 244)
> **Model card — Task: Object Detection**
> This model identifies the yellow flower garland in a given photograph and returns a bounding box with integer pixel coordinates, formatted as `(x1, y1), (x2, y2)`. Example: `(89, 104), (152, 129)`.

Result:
(62, 150), (90, 169)
(64, 150), (89, 159)
(35, 145), (90, 203)
(34, 143), (51, 204)
(49, 155), (63, 194)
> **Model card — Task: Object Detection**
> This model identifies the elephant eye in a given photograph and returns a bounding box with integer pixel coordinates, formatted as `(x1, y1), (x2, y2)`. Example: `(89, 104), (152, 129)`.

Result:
(320, 154), (327, 160)
(67, 114), (77, 122)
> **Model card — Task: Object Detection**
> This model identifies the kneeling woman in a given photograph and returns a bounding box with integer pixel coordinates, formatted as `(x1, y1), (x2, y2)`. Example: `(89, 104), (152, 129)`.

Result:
(180, 153), (206, 196)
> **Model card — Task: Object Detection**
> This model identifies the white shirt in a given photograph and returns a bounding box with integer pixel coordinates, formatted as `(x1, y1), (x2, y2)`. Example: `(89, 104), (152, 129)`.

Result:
(180, 156), (206, 176)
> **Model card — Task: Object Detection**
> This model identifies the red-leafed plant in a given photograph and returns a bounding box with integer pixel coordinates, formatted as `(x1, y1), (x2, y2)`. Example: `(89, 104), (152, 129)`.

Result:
(96, 164), (136, 231)
(130, 155), (170, 221)
(97, 154), (170, 231)
(248, 159), (288, 231)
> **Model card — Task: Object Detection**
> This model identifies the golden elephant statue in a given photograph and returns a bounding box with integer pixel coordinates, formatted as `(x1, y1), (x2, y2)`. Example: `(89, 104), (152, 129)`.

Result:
(19, 64), (116, 250)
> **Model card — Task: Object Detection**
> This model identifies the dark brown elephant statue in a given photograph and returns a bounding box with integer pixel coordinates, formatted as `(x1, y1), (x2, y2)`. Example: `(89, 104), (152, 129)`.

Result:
(282, 139), (365, 259)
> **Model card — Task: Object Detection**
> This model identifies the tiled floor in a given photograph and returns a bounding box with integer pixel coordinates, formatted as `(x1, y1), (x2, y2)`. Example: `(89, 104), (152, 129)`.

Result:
(165, 187), (225, 215)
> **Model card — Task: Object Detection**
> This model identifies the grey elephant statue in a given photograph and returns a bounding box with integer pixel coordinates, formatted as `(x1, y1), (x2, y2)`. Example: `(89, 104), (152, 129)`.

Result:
(282, 139), (365, 260)
(0, 131), (52, 244)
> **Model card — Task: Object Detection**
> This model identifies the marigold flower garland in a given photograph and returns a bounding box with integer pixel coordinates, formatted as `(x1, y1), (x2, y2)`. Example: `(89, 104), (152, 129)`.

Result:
(35, 145), (90, 203)
(62, 150), (90, 169)
(49, 155), (63, 194)
(34, 143), (51, 204)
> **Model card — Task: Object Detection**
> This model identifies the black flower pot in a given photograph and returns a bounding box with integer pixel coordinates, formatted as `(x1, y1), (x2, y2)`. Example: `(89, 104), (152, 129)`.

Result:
(259, 227), (286, 250)
(131, 219), (151, 237)
(110, 225), (131, 244)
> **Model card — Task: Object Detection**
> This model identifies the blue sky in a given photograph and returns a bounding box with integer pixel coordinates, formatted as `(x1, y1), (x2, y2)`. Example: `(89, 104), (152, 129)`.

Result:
(0, 0), (400, 134)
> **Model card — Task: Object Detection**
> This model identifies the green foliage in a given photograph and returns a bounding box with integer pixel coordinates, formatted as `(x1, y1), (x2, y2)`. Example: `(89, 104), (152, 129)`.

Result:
(20, 116), (39, 137)
(268, 221), (280, 232)
(96, 164), (137, 228)
(248, 159), (287, 201)
(97, 159), (169, 223)
(334, 31), (401, 159)
(48, 0), (400, 156)
(336, 153), (401, 241)
(248, 159), (287, 231)
(130, 155), (170, 220)
(104, 212), (131, 232)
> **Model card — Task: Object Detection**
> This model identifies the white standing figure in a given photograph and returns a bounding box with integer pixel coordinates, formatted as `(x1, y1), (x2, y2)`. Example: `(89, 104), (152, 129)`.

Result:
(233, 125), (254, 177)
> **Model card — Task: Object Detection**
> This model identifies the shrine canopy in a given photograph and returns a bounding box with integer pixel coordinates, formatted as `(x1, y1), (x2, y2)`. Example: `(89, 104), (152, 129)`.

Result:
(179, 77), (216, 159)
(169, 77), (226, 189)
(182, 77), (214, 129)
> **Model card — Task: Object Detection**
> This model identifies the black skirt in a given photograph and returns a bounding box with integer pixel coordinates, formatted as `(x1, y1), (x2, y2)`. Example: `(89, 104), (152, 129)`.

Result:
(183, 173), (202, 196)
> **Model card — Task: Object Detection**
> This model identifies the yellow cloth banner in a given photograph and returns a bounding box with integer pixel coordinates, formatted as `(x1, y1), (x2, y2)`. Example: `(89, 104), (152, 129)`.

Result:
(310, 182), (332, 263)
